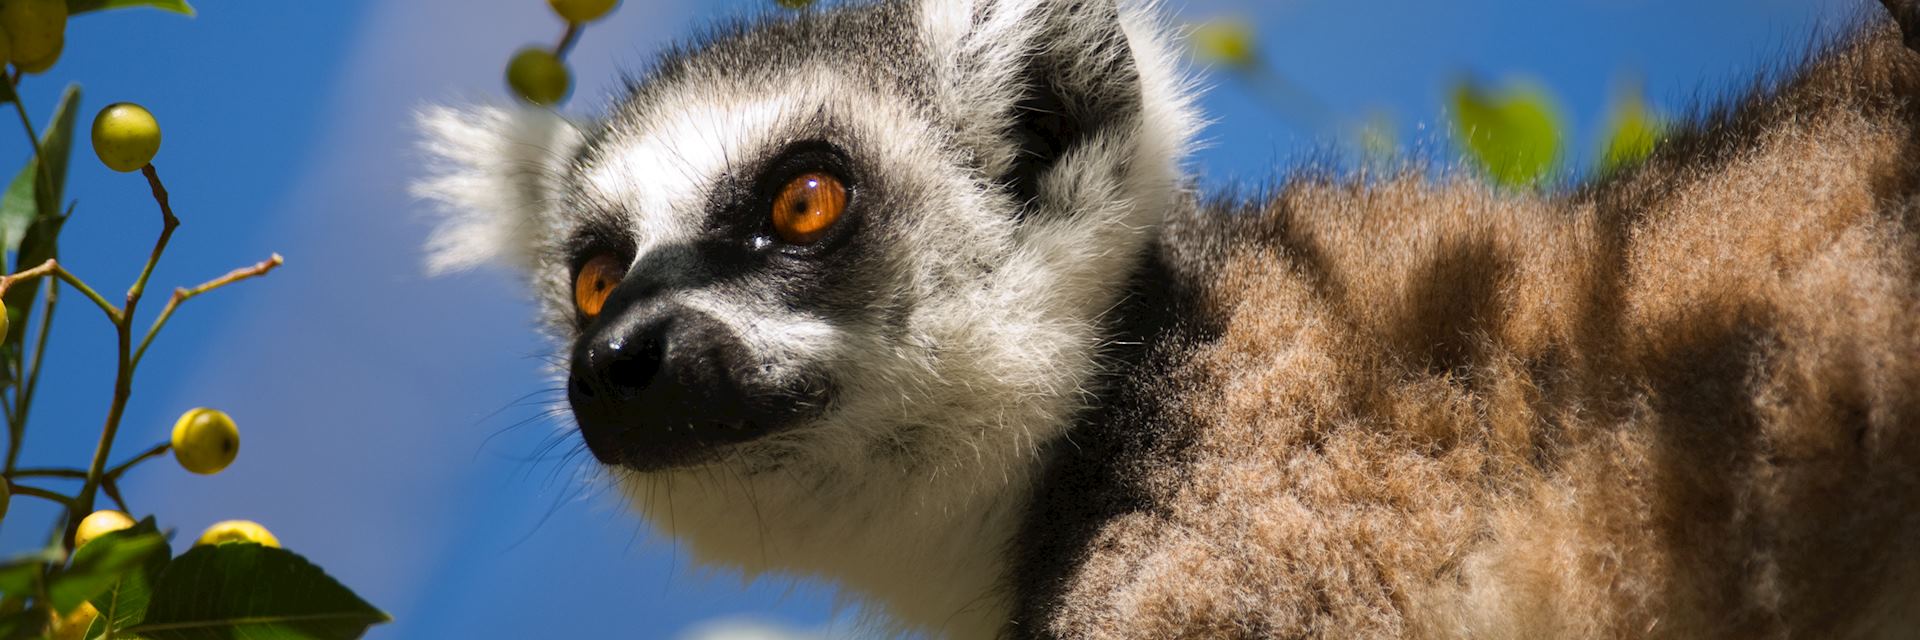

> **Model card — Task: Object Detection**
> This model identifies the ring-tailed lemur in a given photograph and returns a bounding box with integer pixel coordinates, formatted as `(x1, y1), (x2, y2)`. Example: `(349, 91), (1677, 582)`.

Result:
(417, 0), (1920, 637)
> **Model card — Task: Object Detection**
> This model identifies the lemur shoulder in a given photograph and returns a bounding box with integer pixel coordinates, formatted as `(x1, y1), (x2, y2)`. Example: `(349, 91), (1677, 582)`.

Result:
(417, 0), (1920, 637)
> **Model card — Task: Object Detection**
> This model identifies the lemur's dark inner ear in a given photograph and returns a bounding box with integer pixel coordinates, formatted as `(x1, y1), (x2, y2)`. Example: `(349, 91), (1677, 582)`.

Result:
(1001, 1), (1142, 218)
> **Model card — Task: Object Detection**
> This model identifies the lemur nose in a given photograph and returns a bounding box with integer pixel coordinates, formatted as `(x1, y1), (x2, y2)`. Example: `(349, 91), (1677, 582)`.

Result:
(566, 304), (797, 469)
(583, 320), (667, 397)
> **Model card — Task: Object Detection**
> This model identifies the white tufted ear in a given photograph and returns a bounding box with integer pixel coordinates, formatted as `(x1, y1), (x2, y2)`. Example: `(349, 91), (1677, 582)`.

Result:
(917, 0), (1198, 221)
(413, 105), (582, 274)
(917, 0), (1203, 324)
(917, 0), (1071, 60)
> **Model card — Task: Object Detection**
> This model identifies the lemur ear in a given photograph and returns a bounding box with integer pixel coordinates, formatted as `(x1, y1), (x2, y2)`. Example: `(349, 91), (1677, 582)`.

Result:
(921, 0), (1144, 217)
(414, 105), (582, 274)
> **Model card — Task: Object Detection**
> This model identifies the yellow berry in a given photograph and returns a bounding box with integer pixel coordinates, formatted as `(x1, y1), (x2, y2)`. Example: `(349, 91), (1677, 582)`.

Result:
(74, 510), (134, 549)
(547, 0), (618, 24)
(92, 103), (164, 173)
(0, 300), (10, 343)
(171, 407), (239, 475)
(0, 0), (66, 74)
(11, 32), (60, 74)
(50, 601), (96, 640)
(195, 519), (280, 548)
(506, 47), (571, 106)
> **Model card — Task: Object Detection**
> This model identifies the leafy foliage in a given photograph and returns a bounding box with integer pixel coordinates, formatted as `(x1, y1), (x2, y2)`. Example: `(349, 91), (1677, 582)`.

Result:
(48, 525), (165, 614)
(1451, 80), (1564, 187)
(0, 85), (77, 246)
(0, 605), (51, 640)
(0, 547), (64, 597)
(1600, 85), (1663, 173)
(0, 2), (382, 638)
(1184, 16), (1669, 186)
(118, 544), (389, 639)
(0, 86), (78, 387)
(84, 520), (168, 637)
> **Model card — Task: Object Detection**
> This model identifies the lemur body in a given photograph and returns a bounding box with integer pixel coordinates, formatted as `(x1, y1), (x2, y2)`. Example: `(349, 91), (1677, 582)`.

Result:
(418, 1), (1920, 637)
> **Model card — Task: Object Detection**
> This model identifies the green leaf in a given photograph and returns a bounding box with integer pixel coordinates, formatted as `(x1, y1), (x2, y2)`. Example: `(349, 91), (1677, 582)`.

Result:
(48, 528), (167, 615)
(0, 202), (71, 389)
(1599, 86), (1661, 174)
(67, 0), (195, 17)
(0, 605), (48, 640)
(0, 84), (82, 245)
(1451, 79), (1563, 188)
(0, 85), (78, 387)
(0, 546), (62, 597)
(82, 518), (169, 638)
(126, 544), (390, 640)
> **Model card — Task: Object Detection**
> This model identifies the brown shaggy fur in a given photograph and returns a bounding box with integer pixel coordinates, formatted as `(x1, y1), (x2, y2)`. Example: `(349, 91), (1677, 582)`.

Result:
(1019, 21), (1920, 639)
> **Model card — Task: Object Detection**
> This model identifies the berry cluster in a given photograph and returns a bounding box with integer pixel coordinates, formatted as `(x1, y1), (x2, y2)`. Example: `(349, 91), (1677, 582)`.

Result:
(505, 0), (621, 105)
(0, 2), (386, 637)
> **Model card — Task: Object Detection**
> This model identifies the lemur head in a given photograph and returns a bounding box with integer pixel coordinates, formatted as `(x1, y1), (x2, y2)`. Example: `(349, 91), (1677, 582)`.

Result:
(418, 0), (1194, 624)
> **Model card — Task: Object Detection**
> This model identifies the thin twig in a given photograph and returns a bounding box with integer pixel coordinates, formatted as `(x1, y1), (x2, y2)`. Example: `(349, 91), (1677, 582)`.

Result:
(8, 484), (71, 507)
(68, 165), (185, 545)
(556, 22), (583, 58)
(7, 93), (57, 226)
(12, 281), (57, 466)
(0, 260), (120, 321)
(2, 82), (62, 476)
(100, 477), (129, 514)
(70, 321), (132, 544)
(9, 468), (86, 479)
(105, 442), (169, 480)
(131, 254), (284, 369)
(128, 165), (180, 310)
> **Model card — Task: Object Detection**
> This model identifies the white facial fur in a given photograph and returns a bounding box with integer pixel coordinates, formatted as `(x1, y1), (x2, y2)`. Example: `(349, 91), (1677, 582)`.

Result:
(414, 0), (1199, 636)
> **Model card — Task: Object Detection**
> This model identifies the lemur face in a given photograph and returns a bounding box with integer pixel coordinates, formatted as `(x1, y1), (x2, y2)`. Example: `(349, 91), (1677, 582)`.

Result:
(421, 0), (1196, 487)
(555, 6), (1028, 471)
(418, 1), (1196, 626)
(558, 149), (861, 470)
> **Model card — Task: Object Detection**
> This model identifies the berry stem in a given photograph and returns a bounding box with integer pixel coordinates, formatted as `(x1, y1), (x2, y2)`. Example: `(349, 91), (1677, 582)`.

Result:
(8, 468), (85, 478)
(104, 442), (168, 480)
(0, 260), (121, 321)
(3, 82), (67, 477)
(9, 281), (58, 471)
(8, 484), (71, 507)
(131, 254), (283, 370)
(5, 91), (59, 238)
(556, 22), (583, 58)
(100, 477), (129, 513)
(66, 166), (182, 545)
(128, 165), (179, 311)
(70, 299), (132, 545)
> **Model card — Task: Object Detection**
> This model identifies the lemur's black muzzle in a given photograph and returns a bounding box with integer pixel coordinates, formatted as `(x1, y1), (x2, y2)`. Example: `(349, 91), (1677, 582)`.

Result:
(566, 300), (821, 470)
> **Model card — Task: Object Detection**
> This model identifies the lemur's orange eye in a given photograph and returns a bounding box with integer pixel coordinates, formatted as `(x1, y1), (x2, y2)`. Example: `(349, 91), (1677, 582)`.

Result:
(771, 172), (847, 245)
(574, 254), (625, 320)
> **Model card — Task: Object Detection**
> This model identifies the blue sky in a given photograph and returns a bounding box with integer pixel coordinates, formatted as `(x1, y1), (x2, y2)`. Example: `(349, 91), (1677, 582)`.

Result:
(0, 0), (1857, 637)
